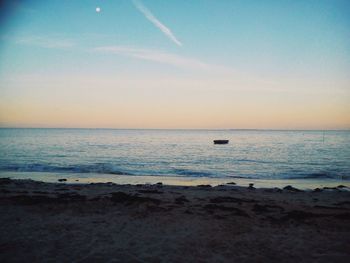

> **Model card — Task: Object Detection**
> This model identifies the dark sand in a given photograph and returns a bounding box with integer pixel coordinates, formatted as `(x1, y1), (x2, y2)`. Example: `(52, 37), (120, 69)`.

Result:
(0, 178), (350, 262)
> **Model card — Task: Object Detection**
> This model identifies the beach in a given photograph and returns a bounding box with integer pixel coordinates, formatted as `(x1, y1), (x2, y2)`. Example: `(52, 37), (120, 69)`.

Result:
(1, 178), (349, 262)
(1, 0), (350, 261)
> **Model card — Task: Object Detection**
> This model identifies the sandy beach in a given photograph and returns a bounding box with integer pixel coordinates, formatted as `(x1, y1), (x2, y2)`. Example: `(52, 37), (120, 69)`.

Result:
(1, 0), (349, 261)
(0, 178), (349, 262)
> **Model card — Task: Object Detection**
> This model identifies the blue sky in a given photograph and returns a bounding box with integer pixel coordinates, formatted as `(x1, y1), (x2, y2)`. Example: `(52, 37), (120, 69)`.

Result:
(0, 0), (349, 129)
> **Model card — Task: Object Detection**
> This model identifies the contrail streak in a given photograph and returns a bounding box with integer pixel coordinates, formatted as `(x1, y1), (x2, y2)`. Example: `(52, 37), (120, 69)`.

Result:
(132, 0), (182, 47)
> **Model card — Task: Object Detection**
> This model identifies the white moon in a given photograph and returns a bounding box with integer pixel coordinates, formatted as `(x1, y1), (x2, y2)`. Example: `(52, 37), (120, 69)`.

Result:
(96, 7), (101, 13)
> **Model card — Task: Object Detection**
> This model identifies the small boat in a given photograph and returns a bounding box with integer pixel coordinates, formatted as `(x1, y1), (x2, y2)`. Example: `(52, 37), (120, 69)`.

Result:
(213, 140), (229, 144)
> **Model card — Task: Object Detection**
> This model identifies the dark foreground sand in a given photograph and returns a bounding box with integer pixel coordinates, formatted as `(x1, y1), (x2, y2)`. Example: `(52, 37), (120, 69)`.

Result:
(0, 178), (350, 263)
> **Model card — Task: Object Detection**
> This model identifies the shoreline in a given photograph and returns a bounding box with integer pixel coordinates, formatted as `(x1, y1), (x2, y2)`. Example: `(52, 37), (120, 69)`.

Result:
(1, 171), (349, 190)
(1, 178), (350, 262)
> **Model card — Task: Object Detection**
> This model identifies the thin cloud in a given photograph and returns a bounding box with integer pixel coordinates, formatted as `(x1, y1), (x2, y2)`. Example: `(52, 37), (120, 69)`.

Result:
(132, 0), (182, 47)
(93, 45), (283, 92)
(94, 46), (213, 71)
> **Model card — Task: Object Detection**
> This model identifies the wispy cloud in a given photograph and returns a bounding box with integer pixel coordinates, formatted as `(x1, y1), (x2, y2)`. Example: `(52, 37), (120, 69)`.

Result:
(94, 46), (214, 71)
(132, 0), (182, 47)
(14, 36), (75, 49)
(93, 45), (283, 92)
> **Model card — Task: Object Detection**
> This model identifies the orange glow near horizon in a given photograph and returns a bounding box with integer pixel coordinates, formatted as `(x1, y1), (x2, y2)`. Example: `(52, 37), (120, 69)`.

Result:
(1, 91), (349, 129)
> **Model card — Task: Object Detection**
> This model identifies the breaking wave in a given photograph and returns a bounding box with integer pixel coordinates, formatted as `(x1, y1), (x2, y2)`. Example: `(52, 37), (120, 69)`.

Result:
(0, 163), (131, 175)
(1, 163), (348, 180)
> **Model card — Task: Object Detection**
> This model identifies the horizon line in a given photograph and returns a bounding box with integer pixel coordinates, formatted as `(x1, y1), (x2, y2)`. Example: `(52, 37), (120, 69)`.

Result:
(0, 127), (349, 132)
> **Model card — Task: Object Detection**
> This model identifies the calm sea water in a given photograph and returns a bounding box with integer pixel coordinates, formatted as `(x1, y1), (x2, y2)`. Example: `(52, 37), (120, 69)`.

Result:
(0, 129), (349, 185)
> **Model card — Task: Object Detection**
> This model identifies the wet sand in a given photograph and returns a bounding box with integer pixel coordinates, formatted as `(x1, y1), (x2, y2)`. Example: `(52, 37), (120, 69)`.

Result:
(0, 178), (350, 262)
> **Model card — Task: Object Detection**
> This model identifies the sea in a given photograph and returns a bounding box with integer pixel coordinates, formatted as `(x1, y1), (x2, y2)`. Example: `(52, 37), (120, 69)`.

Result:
(0, 128), (349, 189)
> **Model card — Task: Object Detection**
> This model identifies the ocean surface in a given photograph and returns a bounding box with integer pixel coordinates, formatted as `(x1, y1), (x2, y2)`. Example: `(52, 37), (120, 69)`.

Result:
(0, 128), (349, 187)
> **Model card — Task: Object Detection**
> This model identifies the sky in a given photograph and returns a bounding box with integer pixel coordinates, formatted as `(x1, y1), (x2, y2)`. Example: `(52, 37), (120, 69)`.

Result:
(0, 0), (349, 129)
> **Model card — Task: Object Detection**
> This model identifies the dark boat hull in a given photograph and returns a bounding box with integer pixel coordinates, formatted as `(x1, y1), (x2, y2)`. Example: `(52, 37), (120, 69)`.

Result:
(213, 140), (229, 144)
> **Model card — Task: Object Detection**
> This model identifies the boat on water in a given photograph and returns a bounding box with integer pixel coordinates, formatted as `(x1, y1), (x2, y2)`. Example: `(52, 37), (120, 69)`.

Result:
(213, 140), (229, 144)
